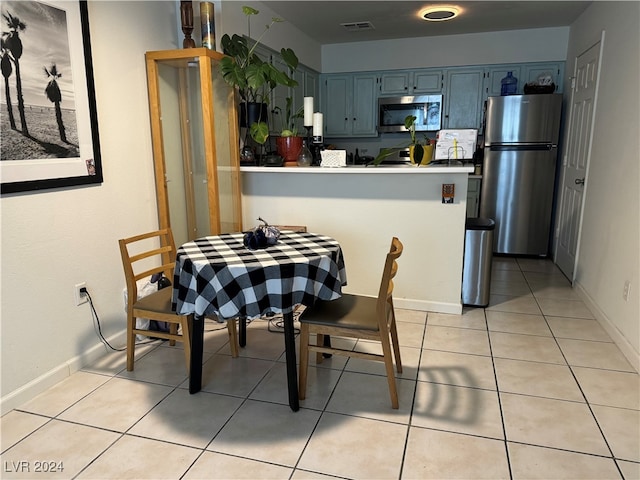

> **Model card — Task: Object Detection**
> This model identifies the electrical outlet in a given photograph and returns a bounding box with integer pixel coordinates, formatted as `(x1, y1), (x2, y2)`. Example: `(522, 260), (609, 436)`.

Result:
(75, 282), (88, 306)
(623, 281), (631, 302)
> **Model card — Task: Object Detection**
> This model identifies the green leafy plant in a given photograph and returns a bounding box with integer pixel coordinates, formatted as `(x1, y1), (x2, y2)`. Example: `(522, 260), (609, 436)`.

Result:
(372, 115), (431, 166)
(220, 6), (299, 144)
(274, 96), (303, 137)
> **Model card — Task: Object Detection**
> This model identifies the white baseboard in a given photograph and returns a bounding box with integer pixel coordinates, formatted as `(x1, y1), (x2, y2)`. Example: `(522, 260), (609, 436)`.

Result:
(575, 282), (640, 373)
(1, 330), (126, 416)
(395, 298), (463, 315)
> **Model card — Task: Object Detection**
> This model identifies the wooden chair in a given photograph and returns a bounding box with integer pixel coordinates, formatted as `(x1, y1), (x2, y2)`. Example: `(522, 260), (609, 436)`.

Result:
(119, 228), (238, 371)
(298, 237), (404, 408)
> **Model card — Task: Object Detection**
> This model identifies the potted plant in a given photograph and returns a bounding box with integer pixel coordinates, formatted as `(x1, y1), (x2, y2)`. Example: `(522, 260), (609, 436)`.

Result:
(372, 115), (434, 166)
(220, 6), (299, 147)
(274, 96), (304, 165)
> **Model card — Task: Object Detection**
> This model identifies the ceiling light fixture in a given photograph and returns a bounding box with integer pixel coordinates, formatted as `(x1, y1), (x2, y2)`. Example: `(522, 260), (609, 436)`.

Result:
(420, 6), (460, 22)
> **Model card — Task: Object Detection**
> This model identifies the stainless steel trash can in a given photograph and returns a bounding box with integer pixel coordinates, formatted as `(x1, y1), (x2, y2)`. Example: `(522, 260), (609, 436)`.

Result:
(462, 218), (495, 307)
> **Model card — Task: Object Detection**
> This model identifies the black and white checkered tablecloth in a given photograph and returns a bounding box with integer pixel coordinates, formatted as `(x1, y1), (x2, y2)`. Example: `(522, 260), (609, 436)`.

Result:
(172, 231), (347, 320)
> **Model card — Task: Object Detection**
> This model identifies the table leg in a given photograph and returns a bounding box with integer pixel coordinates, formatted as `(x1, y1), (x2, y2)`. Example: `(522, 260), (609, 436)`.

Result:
(282, 310), (300, 411)
(189, 315), (204, 394)
(239, 317), (247, 347)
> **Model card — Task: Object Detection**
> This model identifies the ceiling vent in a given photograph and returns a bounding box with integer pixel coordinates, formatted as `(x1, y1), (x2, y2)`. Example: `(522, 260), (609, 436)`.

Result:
(340, 21), (375, 32)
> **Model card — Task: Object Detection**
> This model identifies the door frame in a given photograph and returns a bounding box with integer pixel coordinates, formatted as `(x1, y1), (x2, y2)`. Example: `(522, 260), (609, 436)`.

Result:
(553, 32), (605, 282)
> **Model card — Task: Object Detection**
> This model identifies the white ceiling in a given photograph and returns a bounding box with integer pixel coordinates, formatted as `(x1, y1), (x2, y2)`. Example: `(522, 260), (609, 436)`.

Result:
(264, 1), (592, 45)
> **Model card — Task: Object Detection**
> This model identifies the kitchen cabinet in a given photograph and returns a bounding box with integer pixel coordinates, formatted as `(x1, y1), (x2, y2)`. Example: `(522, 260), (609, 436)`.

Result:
(467, 177), (481, 218)
(379, 69), (442, 95)
(323, 73), (377, 137)
(444, 68), (484, 129)
(145, 48), (242, 247)
(522, 62), (563, 91)
(485, 66), (523, 97)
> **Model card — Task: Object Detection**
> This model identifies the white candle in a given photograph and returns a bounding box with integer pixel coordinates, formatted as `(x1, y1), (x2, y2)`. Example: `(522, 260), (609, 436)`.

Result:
(313, 112), (323, 137)
(304, 97), (314, 126)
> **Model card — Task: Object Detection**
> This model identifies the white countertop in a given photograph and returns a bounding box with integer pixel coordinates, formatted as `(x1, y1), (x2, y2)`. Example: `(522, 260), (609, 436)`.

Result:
(241, 164), (474, 174)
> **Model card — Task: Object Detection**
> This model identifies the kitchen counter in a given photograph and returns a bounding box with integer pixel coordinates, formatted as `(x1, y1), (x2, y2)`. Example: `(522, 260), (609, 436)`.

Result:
(241, 163), (474, 174)
(241, 163), (472, 314)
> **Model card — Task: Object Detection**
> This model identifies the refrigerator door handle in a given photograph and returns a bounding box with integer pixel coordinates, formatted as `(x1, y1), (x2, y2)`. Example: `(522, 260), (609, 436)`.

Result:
(488, 143), (555, 152)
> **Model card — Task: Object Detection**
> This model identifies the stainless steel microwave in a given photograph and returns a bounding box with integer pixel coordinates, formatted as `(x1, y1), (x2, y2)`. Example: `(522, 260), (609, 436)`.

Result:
(378, 94), (443, 133)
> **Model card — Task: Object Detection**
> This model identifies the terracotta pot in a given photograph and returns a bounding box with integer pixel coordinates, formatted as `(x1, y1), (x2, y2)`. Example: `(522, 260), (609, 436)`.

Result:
(276, 136), (303, 165)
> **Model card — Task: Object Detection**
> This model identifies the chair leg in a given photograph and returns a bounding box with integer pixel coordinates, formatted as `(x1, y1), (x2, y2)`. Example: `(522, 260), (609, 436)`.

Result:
(298, 323), (310, 400)
(389, 318), (403, 374)
(315, 333), (324, 364)
(227, 319), (239, 358)
(126, 314), (136, 371)
(181, 316), (191, 374)
(169, 322), (177, 346)
(380, 335), (399, 409)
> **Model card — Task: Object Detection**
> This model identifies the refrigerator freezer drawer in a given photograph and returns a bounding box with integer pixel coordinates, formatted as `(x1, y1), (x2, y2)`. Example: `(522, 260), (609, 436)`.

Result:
(480, 148), (557, 255)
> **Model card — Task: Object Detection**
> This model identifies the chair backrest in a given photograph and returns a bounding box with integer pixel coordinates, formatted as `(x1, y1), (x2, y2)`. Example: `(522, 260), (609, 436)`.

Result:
(119, 228), (177, 309)
(376, 237), (403, 329)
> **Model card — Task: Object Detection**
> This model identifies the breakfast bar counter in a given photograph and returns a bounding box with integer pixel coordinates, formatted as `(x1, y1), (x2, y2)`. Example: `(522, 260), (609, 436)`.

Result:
(240, 163), (474, 314)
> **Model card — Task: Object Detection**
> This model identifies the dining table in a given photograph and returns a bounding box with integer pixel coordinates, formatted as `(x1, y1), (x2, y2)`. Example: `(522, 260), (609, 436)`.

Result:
(172, 230), (347, 411)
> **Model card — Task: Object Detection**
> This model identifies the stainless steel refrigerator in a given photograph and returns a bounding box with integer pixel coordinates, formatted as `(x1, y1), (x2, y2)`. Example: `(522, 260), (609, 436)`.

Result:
(480, 94), (562, 256)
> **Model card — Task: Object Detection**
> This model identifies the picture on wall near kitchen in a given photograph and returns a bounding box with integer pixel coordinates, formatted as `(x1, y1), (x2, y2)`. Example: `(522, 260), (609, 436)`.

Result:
(1, 0), (102, 194)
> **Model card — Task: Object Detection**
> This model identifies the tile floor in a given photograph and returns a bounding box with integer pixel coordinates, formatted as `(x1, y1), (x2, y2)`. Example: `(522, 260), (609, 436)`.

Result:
(2, 258), (639, 479)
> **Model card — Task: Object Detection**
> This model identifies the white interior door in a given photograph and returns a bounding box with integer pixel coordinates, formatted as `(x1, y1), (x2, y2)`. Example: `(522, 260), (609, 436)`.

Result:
(555, 38), (603, 280)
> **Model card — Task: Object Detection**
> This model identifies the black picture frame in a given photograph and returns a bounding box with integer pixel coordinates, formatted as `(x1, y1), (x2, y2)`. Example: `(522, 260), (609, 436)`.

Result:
(1, 1), (102, 195)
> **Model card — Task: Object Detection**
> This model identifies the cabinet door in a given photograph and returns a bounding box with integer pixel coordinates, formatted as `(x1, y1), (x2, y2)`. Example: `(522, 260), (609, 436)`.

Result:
(324, 75), (351, 136)
(380, 71), (409, 94)
(352, 74), (377, 136)
(485, 66), (522, 97)
(444, 69), (484, 129)
(412, 70), (443, 93)
(466, 178), (481, 218)
(304, 68), (319, 98)
(522, 63), (563, 92)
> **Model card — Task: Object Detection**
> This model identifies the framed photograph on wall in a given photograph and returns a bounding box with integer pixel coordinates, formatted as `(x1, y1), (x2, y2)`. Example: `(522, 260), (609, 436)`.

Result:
(1, 0), (102, 194)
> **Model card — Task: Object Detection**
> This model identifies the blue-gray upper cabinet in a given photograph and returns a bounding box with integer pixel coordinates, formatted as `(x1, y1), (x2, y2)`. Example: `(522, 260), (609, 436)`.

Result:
(379, 69), (443, 95)
(485, 66), (523, 97)
(521, 63), (563, 91)
(444, 68), (485, 129)
(323, 73), (377, 137)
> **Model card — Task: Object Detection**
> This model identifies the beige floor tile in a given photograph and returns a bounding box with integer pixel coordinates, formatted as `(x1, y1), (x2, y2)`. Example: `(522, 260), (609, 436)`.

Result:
(207, 400), (321, 467)
(592, 405), (640, 462)
(1, 419), (119, 479)
(76, 434), (199, 479)
(297, 412), (407, 479)
(325, 371), (415, 423)
(490, 279), (533, 296)
(523, 271), (571, 286)
(19, 371), (110, 417)
(237, 325), (288, 360)
(492, 268), (526, 283)
(530, 284), (581, 300)
(490, 331), (566, 364)
(508, 442), (621, 479)
(618, 460), (640, 480)
(184, 451), (293, 479)
(347, 343), (421, 380)
(557, 339), (635, 372)
(202, 318), (238, 354)
(486, 311), (551, 336)
(190, 354), (274, 397)
(537, 298), (595, 319)
(494, 358), (584, 402)
(395, 308), (428, 324)
(423, 325), (491, 356)
(573, 367), (640, 410)
(402, 427), (510, 479)
(419, 349), (497, 390)
(82, 341), (159, 376)
(493, 257), (520, 271)
(128, 389), (243, 448)
(487, 294), (542, 315)
(501, 393), (610, 456)
(291, 469), (345, 479)
(395, 320), (426, 348)
(251, 361), (341, 409)
(117, 345), (195, 386)
(58, 377), (172, 432)
(517, 258), (560, 274)
(412, 382), (504, 439)
(0, 411), (49, 454)
(426, 308), (487, 330)
(546, 316), (612, 341)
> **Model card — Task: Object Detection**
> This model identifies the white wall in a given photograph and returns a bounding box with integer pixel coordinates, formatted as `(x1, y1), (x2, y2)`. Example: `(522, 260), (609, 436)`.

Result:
(0, 1), (179, 414)
(561, 2), (639, 369)
(322, 27), (570, 72)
